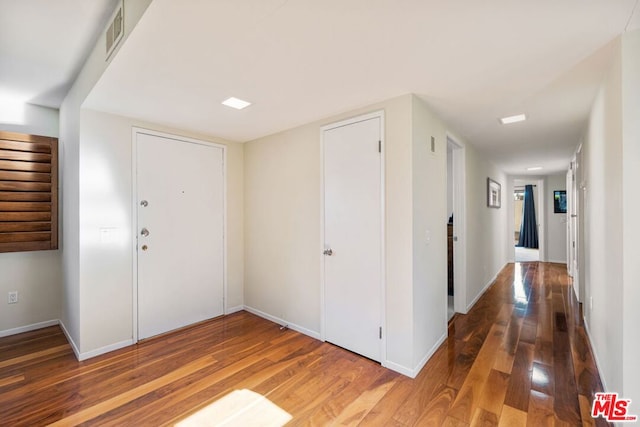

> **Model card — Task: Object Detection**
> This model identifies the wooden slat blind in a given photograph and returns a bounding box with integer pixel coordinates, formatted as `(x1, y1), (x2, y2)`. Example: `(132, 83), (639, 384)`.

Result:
(0, 131), (58, 253)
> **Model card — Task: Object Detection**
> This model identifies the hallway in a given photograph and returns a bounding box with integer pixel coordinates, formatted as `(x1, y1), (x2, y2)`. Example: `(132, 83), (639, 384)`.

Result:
(0, 263), (607, 426)
(443, 262), (606, 426)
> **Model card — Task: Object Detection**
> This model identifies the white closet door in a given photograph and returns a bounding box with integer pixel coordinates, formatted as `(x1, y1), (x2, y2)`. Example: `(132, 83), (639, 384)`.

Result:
(323, 116), (382, 361)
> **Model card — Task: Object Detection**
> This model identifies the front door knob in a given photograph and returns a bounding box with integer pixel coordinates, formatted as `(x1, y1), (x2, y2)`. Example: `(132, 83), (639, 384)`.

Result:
(140, 228), (150, 237)
(323, 248), (333, 256)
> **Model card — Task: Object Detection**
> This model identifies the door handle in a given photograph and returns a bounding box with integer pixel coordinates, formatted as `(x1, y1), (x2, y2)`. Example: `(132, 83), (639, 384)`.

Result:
(140, 228), (150, 237)
(323, 248), (333, 256)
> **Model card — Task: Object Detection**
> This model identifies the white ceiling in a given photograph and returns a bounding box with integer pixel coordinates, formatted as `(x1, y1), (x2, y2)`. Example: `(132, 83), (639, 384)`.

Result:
(5, 1), (638, 175)
(0, 0), (119, 108)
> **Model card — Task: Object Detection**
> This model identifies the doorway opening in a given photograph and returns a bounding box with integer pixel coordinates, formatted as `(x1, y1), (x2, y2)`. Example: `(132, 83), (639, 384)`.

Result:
(514, 183), (540, 262)
(446, 136), (466, 319)
(446, 143), (454, 320)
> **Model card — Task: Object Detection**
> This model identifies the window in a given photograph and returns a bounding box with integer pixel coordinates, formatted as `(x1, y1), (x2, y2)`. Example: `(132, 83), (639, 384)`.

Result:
(0, 131), (58, 253)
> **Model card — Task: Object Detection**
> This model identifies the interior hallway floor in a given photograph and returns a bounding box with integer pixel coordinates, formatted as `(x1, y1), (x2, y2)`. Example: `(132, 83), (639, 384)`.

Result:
(515, 246), (540, 262)
(0, 262), (607, 426)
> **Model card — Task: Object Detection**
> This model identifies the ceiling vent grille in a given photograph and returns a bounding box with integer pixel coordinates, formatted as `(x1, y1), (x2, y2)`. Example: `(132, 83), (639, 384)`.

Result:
(106, 5), (123, 60)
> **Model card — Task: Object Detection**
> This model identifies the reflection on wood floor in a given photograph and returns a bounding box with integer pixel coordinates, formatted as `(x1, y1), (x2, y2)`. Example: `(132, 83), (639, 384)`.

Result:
(0, 262), (608, 426)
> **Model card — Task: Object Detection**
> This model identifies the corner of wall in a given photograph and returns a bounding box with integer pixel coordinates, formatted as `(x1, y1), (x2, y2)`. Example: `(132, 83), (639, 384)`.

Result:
(56, 0), (154, 360)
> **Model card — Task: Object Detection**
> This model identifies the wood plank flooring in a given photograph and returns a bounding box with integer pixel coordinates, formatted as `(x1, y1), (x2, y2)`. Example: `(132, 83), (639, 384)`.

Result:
(0, 262), (608, 426)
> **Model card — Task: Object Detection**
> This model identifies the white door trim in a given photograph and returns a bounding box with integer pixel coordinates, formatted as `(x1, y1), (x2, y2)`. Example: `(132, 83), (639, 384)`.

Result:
(319, 110), (386, 366)
(574, 143), (584, 303)
(446, 134), (468, 314)
(537, 178), (545, 261)
(131, 127), (227, 343)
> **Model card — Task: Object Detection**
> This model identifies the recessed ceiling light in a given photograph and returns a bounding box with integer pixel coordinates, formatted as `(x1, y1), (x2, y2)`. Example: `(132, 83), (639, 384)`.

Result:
(222, 97), (251, 110)
(527, 166), (543, 171)
(500, 113), (526, 124)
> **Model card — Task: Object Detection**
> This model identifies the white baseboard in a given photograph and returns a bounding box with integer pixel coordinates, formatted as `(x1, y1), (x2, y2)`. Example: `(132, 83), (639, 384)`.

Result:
(225, 305), (244, 315)
(77, 338), (134, 361)
(547, 259), (567, 265)
(383, 360), (414, 377)
(58, 320), (81, 360)
(243, 305), (321, 341)
(244, 305), (446, 379)
(466, 263), (506, 312)
(58, 320), (133, 361)
(584, 321), (609, 393)
(410, 332), (448, 378)
(0, 319), (59, 338)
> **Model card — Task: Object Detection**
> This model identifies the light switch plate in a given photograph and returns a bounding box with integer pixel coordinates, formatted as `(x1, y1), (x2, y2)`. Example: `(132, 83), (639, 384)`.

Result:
(8, 291), (18, 304)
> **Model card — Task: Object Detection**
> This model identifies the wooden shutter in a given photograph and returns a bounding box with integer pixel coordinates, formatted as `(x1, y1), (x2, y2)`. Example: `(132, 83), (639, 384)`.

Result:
(0, 131), (58, 253)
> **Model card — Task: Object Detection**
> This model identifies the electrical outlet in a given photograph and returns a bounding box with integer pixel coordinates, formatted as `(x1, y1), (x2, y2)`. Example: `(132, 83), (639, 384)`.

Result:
(8, 291), (18, 304)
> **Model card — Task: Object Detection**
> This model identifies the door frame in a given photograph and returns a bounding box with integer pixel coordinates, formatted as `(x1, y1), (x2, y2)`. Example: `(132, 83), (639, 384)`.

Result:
(574, 143), (584, 304)
(510, 177), (545, 262)
(536, 178), (546, 261)
(131, 127), (227, 343)
(567, 154), (581, 301)
(446, 135), (468, 314)
(566, 166), (573, 277)
(319, 110), (386, 365)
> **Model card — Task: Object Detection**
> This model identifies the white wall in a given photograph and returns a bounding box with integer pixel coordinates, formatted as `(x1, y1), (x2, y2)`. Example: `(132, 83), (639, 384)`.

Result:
(621, 29), (640, 405)
(59, 0), (152, 354)
(243, 120), (323, 334)
(446, 144), (453, 219)
(582, 36), (624, 394)
(0, 104), (59, 136)
(0, 104), (62, 335)
(244, 94), (418, 373)
(411, 96), (448, 369)
(244, 93), (504, 376)
(545, 174), (567, 263)
(78, 110), (244, 355)
(41, 0), (244, 358)
(464, 143), (508, 310)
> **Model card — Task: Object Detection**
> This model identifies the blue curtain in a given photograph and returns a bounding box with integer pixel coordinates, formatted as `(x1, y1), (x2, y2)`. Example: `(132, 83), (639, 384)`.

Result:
(518, 185), (538, 248)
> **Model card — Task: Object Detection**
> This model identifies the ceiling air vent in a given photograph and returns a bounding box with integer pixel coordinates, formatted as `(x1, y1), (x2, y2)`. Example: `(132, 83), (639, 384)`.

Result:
(106, 4), (123, 60)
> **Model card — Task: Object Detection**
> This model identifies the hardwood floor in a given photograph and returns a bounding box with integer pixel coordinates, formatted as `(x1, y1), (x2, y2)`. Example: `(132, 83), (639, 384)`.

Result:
(0, 262), (608, 426)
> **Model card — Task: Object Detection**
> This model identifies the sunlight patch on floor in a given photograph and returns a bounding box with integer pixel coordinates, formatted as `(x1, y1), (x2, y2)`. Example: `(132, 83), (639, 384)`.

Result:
(513, 263), (528, 305)
(175, 389), (292, 427)
(515, 246), (539, 262)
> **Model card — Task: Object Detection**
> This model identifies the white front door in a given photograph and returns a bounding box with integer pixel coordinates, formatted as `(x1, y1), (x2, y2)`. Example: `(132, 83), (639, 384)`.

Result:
(323, 114), (382, 362)
(136, 131), (224, 340)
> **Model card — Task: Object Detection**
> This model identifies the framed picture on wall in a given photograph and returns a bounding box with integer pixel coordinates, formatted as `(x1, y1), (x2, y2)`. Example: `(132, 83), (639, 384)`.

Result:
(554, 190), (567, 213)
(487, 178), (501, 208)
